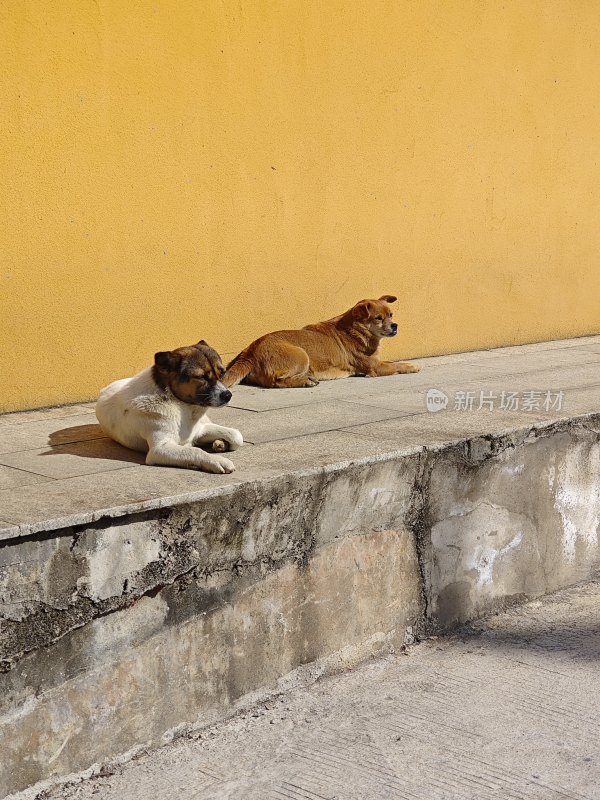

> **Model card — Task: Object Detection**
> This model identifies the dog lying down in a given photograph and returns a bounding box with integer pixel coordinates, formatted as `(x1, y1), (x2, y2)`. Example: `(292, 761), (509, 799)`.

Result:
(224, 295), (419, 388)
(96, 340), (243, 473)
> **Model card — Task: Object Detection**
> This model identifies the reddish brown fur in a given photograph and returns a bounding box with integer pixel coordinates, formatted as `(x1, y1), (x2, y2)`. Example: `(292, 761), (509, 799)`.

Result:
(224, 295), (419, 388)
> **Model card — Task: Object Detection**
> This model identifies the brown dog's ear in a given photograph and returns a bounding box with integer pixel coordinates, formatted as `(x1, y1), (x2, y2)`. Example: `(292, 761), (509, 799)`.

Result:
(154, 351), (181, 372)
(195, 339), (208, 347)
(353, 300), (374, 321)
(379, 294), (397, 303)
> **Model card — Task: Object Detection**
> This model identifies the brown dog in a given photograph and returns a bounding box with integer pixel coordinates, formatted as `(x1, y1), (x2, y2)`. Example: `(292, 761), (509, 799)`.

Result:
(223, 295), (419, 388)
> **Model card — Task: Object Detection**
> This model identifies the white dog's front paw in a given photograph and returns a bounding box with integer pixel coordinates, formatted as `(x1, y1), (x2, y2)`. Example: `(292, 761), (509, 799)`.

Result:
(204, 455), (235, 474)
(228, 429), (243, 450)
(211, 430), (243, 452)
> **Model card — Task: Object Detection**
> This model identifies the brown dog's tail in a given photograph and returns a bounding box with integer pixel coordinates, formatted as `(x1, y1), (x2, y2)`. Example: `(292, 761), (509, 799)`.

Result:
(223, 353), (253, 387)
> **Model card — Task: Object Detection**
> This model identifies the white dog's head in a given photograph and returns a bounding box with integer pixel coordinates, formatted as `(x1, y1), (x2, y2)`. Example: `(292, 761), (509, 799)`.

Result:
(152, 340), (232, 407)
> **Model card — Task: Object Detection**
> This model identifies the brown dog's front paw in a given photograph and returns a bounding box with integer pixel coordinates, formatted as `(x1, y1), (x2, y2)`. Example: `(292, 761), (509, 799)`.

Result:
(404, 364), (420, 373)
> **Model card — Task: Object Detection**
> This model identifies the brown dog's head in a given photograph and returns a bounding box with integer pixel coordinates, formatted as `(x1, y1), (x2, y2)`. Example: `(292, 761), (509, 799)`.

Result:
(152, 340), (232, 407)
(351, 295), (398, 337)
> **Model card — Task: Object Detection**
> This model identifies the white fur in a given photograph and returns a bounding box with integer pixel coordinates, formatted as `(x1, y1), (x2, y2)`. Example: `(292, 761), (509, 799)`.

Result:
(96, 367), (243, 474)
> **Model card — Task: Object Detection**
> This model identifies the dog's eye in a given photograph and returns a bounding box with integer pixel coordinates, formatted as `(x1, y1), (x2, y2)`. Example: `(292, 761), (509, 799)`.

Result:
(375, 315), (383, 321)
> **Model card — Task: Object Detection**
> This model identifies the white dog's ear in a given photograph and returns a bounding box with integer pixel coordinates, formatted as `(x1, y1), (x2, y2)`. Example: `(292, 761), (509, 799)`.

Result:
(379, 294), (397, 303)
(154, 351), (180, 371)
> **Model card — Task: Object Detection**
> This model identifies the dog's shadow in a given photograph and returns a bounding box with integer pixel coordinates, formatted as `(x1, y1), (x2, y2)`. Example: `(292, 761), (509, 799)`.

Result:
(43, 425), (219, 464)
(43, 425), (146, 465)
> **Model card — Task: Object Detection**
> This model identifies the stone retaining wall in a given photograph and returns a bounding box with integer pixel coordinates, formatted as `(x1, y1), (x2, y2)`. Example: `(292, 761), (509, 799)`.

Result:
(2, 414), (599, 797)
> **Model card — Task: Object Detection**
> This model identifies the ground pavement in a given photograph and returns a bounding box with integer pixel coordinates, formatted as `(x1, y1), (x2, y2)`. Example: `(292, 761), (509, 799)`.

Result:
(44, 578), (600, 800)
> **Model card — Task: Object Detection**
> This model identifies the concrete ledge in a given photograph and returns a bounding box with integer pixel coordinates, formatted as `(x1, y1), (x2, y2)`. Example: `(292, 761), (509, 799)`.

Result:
(1, 337), (599, 797)
(0, 412), (599, 797)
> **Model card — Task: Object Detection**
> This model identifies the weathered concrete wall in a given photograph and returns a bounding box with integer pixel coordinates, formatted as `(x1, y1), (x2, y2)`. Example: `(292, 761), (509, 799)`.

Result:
(420, 417), (600, 627)
(1, 416), (599, 797)
(0, 463), (423, 797)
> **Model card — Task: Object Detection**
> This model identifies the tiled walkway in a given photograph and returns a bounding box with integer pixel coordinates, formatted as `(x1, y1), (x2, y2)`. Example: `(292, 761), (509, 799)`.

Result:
(1, 335), (599, 539)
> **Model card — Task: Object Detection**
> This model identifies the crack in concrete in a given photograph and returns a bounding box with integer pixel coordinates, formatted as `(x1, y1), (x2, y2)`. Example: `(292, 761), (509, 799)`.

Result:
(406, 450), (435, 633)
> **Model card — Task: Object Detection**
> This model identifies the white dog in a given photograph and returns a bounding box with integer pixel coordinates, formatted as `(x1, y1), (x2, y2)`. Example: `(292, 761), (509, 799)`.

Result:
(96, 340), (243, 473)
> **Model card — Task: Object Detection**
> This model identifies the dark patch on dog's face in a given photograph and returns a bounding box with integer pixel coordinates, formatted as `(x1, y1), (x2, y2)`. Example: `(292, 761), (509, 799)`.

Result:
(153, 340), (232, 407)
(352, 296), (398, 338)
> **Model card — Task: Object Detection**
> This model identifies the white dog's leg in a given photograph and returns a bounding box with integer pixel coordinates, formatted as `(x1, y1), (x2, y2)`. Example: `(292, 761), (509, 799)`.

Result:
(146, 436), (235, 474)
(194, 424), (244, 452)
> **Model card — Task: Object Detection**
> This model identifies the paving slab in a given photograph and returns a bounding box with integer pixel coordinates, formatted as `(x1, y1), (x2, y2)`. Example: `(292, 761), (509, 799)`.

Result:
(0, 464), (260, 539)
(0, 414), (102, 455)
(231, 430), (412, 473)
(0, 405), (95, 425)
(335, 389), (429, 415)
(461, 347), (600, 371)
(43, 579), (600, 800)
(0, 466), (52, 491)
(461, 366), (599, 396)
(214, 400), (411, 444)
(226, 373), (429, 412)
(474, 333), (600, 353)
(374, 356), (600, 391)
(341, 408), (555, 449)
(0, 438), (145, 479)
(343, 413), (597, 467)
(347, 382), (599, 420)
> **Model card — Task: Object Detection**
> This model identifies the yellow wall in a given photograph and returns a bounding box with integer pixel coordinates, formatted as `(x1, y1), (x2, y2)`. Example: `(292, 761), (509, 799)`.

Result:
(1, 0), (599, 412)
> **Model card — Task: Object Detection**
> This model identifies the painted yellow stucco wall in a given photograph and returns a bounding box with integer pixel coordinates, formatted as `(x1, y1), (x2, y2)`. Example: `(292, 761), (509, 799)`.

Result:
(1, 1), (599, 412)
